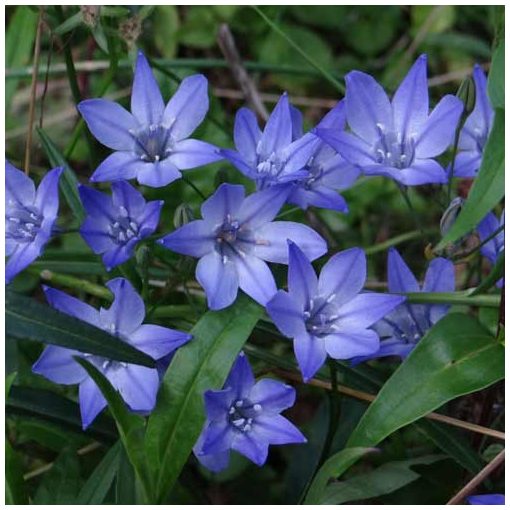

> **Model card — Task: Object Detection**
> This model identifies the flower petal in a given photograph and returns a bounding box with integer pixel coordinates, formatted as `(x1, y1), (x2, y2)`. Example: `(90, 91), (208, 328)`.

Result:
(387, 248), (419, 293)
(44, 285), (100, 325)
(5, 239), (44, 283)
(79, 185), (115, 220)
(254, 221), (327, 264)
(290, 104), (304, 139)
(78, 99), (137, 151)
(111, 180), (146, 217)
(196, 251), (239, 310)
(279, 133), (321, 177)
(204, 388), (236, 421)
(163, 74), (209, 141)
(253, 414), (306, 445)
(415, 95), (463, 158)
(258, 93), (292, 158)
(345, 70), (393, 143)
(224, 352), (255, 397)
(159, 219), (215, 257)
(131, 51), (164, 125)
(266, 290), (307, 339)
(288, 241), (318, 307)
(234, 107), (262, 161)
(324, 329), (379, 359)
(392, 54), (429, 139)
(90, 152), (143, 183)
(318, 247), (366, 305)
(294, 332), (327, 382)
(32, 346), (87, 384)
(351, 338), (414, 364)
(235, 254), (277, 306)
(315, 128), (375, 166)
(6, 160), (35, 206)
(79, 377), (107, 429)
(220, 148), (256, 179)
(400, 159), (447, 186)
(249, 379), (296, 414)
(452, 151), (481, 178)
(423, 257), (455, 293)
(34, 167), (63, 218)
(169, 139), (222, 170)
(201, 420), (234, 455)
(237, 186), (290, 229)
(128, 324), (191, 360)
(102, 244), (135, 271)
(201, 183), (245, 225)
(317, 100), (346, 130)
(135, 159), (182, 188)
(231, 431), (269, 466)
(138, 200), (163, 234)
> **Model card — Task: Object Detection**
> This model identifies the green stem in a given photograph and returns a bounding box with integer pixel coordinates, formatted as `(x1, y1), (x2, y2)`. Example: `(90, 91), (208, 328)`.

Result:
(447, 121), (464, 202)
(453, 224), (505, 261)
(365, 228), (436, 255)
(404, 291), (500, 308)
(397, 184), (425, 236)
(181, 176), (206, 200)
(275, 206), (302, 220)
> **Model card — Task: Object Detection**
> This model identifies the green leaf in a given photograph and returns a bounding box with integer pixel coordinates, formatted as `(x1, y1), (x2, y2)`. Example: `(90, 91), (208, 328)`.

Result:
(116, 444), (138, 504)
(436, 108), (504, 249)
(37, 127), (86, 223)
(7, 386), (117, 443)
(488, 42), (504, 109)
(347, 314), (504, 448)
(145, 295), (263, 503)
(6, 290), (155, 367)
(75, 441), (121, 504)
(33, 449), (81, 504)
(153, 6), (179, 58)
(6, 372), (17, 398)
(5, 441), (28, 505)
(304, 447), (375, 504)
(319, 454), (446, 504)
(6, 6), (38, 106)
(75, 357), (151, 501)
(54, 10), (83, 35)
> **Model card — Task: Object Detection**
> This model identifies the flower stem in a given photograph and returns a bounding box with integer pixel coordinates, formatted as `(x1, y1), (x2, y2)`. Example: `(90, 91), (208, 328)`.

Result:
(397, 184), (425, 236)
(181, 176), (206, 200)
(365, 228), (436, 255)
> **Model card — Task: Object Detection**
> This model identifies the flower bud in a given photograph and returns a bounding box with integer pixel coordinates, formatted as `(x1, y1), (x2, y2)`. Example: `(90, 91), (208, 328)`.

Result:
(440, 197), (464, 237)
(80, 6), (100, 28)
(456, 75), (476, 117)
(173, 203), (194, 229)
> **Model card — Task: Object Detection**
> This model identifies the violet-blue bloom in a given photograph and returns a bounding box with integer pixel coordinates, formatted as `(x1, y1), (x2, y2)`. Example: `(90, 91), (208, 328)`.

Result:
(193, 352), (306, 472)
(159, 183), (327, 310)
(287, 101), (360, 212)
(266, 242), (405, 382)
(453, 65), (494, 178)
(79, 181), (163, 271)
(221, 93), (320, 191)
(477, 210), (504, 288)
(6, 161), (63, 283)
(78, 51), (221, 188)
(467, 494), (505, 505)
(353, 248), (455, 364)
(32, 278), (192, 429)
(316, 55), (463, 186)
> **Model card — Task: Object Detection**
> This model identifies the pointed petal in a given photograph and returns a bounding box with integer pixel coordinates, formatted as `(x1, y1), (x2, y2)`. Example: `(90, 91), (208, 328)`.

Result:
(78, 185), (115, 220)
(234, 107), (262, 161)
(452, 150), (481, 178)
(131, 51), (164, 125)
(231, 432), (269, 466)
(90, 152), (143, 183)
(32, 346), (86, 384)
(235, 254), (277, 306)
(294, 332), (327, 382)
(315, 128), (375, 165)
(78, 99), (137, 151)
(345, 70), (392, 143)
(254, 414), (306, 445)
(169, 139), (222, 170)
(362, 164), (405, 183)
(237, 186), (290, 229)
(204, 388), (235, 421)
(201, 183), (245, 225)
(80, 219), (115, 254)
(135, 159), (182, 187)
(220, 148), (256, 179)
(102, 244), (135, 271)
(249, 379), (296, 414)
(138, 200), (163, 234)
(34, 167), (63, 218)
(6, 242), (45, 283)
(423, 257), (455, 293)
(258, 93), (292, 158)
(79, 378), (107, 429)
(289, 186), (349, 212)
(415, 95), (463, 158)
(387, 248), (419, 293)
(324, 329), (379, 359)
(128, 324), (191, 360)
(400, 159), (447, 185)
(279, 133), (321, 176)
(111, 180), (145, 217)
(318, 248), (366, 305)
(316, 100), (346, 130)
(290, 104), (304, 139)
(392, 54), (429, 138)
(6, 160), (35, 205)
(196, 251), (239, 310)
(225, 352), (255, 397)
(159, 219), (214, 257)
(266, 290), (307, 338)
(288, 241), (318, 307)
(254, 221), (327, 264)
(163, 74), (209, 141)
(44, 286), (100, 325)
(201, 420), (234, 455)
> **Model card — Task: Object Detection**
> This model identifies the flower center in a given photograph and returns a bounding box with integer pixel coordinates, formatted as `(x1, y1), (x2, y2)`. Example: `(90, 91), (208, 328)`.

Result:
(304, 296), (339, 337)
(108, 206), (139, 245)
(228, 398), (262, 433)
(374, 125), (415, 169)
(133, 124), (173, 162)
(214, 215), (253, 261)
(6, 204), (43, 243)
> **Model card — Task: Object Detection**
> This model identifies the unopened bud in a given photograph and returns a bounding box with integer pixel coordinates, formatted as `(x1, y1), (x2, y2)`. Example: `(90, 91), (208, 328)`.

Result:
(80, 6), (100, 28)
(456, 76), (476, 117)
(440, 197), (464, 237)
(119, 15), (142, 48)
(173, 203), (194, 229)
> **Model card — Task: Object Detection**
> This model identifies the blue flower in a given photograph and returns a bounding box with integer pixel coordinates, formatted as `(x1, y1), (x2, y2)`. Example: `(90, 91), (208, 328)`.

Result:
(79, 180), (163, 271)
(467, 494), (505, 505)
(266, 242), (404, 381)
(288, 101), (361, 212)
(453, 65), (494, 178)
(353, 248), (455, 364)
(78, 51), (221, 188)
(6, 161), (63, 283)
(159, 183), (327, 310)
(32, 278), (192, 429)
(193, 352), (306, 472)
(316, 55), (463, 186)
(477, 210), (504, 288)
(221, 93), (320, 191)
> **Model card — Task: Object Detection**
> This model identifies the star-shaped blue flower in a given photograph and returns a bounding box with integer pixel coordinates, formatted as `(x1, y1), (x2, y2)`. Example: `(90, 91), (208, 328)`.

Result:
(79, 180), (163, 271)
(316, 55), (463, 186)
(353, 248), (455, 364)
(221, 93), (320, 191)
(78, 51), (221, 188)
(467, 494), (505, 505)
(159, 183), (327, 310)
(453, 65), (494, 178)
(266, 242), (404, 381)
(194, 352), (306, 472)
(478, 209), (504, 288)
(32, 278), (192, 429)
(6, 161), (63, 283)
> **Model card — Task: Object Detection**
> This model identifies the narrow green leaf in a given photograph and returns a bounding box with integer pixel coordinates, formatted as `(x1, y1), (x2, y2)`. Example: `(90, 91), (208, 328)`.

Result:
(116, 444), (138, 504)
(436, 107), (504, 249)
(75, 357), (151, 501)
(6, 290), (155, 367)
(6, 6), (38, 106)
(304, 447), (375, 504)
(347, 314), (504, 448)
(36, 127), (86, 222)
(146, 295), (263, 503)
(319, 454), (446, 504)
(75, 441), (121, 504)
(6, 372), (17, 398)
(5, 441), (28, 505)
(54, 10), (83, 35)
(488, 42), (504, 109)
